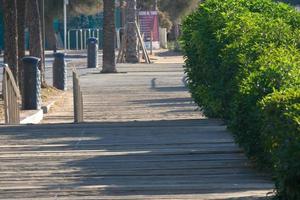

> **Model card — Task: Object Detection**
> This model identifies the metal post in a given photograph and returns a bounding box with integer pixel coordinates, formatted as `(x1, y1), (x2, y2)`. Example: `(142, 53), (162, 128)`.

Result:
(76, 30), (79, 50)
(88, 29), (91, 39)
(68, 30), (71, 49)
(64, 0), (69, 51)
(116, 29), (121, 49)
(83, 30), (86, 49)
(80, 29), (83, 50)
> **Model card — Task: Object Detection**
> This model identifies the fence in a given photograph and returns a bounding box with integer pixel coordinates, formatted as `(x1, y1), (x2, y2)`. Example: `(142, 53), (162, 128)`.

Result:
(67, 28), (122, 50)
(72, 70), (83, 123)
(2, 64), (20, 124)
(68, 28), (103, 50)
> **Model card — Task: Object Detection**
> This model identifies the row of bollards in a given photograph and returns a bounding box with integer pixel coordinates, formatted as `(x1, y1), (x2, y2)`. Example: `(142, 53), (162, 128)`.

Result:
(21, 37), (98, 110)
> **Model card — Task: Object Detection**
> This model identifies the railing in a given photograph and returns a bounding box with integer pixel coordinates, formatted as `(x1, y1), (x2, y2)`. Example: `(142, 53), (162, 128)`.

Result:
(2, 64), (21, 124)
(72, 70), (83, 123)
(67, 28), (103, 50)
(67, 28), (123, 50)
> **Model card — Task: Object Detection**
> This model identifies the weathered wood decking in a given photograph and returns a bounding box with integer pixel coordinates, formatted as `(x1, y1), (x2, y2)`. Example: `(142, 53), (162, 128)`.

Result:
(0, 121), (273, 199)
(0, 59), (274, 199)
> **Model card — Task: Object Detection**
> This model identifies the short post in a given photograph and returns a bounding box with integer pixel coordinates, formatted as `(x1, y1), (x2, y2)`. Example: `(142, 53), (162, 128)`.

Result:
(76, 30), (79, 50)
(80, 29), (83, 50)
(22, 56), (41, 110)
(83, 30), (87, 49)
(53, 52), (67, 91)
(67, 30), (71, 50)
(87, 37), (98, 68)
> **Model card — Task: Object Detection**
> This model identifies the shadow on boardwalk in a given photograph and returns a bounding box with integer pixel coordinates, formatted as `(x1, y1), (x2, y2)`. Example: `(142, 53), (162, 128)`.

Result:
(0, 57), (274, 199)
(0, 119), (274, 199)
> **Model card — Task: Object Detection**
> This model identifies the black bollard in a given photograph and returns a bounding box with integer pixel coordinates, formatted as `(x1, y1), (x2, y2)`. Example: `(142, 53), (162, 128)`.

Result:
(22, 56), (41, 110)
(53, 52), (67, 91)
(87, 37), (98, 68)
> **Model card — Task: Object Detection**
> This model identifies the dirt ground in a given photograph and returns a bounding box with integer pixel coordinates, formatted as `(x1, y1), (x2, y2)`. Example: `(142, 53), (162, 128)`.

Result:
(41, 86), (63, 102)
(0, 87), (63, 123)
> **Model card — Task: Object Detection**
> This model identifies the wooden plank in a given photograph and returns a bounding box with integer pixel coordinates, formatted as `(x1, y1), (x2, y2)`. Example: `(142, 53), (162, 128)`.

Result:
(2, 65), (20, 125)
(3, 67), (9, 124)
(134, 22), (151, 64)
(73, 71), (78, 123)
(4, 66), (20, 98)
(80, 91), (84, 122)
(0, 192), (273, 200)
(0, 183), (273, 194)
(73, 71), (83, 123)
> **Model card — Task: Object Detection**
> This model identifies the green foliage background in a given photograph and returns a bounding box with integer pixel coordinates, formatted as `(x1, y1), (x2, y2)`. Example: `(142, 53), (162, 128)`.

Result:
(181, 0), (300, 199)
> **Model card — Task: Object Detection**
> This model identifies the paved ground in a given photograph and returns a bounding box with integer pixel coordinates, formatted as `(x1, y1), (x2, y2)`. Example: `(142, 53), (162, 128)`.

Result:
(0, 52), (274, 199)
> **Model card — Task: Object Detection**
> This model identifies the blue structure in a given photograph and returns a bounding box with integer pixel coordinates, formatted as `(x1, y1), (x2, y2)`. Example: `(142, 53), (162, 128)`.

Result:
(0, 6), (122, 51)
(65, 8), (122, 49)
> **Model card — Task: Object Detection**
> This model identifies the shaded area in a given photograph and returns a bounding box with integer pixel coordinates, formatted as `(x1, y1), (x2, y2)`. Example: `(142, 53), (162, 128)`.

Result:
(0, 120), (274, 199)
(156, 50), (183, 57)
(151, 78), (188, 92)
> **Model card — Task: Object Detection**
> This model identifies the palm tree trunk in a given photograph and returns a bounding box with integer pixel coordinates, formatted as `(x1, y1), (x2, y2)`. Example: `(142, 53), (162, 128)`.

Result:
(2, 0), (18, 83)
(45, 15), (56, 51)
(26, 0), (47, 87)
(39, 0), (46, 78)
(125, 0), (138, 63)
(102, 0), (117, 73)
(16, 0), (26, 95)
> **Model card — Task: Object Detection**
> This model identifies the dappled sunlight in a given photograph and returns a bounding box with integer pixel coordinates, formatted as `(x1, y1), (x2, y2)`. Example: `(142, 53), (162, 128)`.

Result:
(0, 121), (273, 198)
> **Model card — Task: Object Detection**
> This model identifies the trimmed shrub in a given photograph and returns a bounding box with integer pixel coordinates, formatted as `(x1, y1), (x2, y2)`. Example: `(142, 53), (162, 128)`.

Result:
(181, 0), (300, 198)
(260, 89), (300, 199)
(231, 46), (300, 162)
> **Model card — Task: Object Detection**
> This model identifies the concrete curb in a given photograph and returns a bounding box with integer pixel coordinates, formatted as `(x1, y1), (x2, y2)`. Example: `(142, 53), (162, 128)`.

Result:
(20, 109), (44, 124)
(19, 92), (66, 124)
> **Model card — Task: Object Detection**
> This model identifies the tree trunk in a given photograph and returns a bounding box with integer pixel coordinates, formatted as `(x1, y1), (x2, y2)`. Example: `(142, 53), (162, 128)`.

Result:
(16, 0), (26, 95)
(174, 23), (180, 51)
(126, 0), (138, 63)
(39, 0), (45, 79)
(45, 15), (56, 51)
(102, 0), (117, 73)
(26, 0), (47, 87)
(120, 0), (126, 27)
(2, 0), (18, 83)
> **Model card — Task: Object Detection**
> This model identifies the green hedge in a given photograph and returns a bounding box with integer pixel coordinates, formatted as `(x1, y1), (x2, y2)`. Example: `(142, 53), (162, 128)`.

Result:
(181, 0), (300, 198)
(260, 89), (300, 199)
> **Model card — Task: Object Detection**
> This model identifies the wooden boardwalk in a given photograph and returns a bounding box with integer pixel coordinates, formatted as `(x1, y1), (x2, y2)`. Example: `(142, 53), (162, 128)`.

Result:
(0, 58), (274, 199)
(0, 121), (273, 199)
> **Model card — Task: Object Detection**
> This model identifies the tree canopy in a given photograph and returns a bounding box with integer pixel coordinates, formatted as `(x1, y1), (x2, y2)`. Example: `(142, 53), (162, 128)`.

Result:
(138, 0), (199, 22)
(45, 0), (103, 19)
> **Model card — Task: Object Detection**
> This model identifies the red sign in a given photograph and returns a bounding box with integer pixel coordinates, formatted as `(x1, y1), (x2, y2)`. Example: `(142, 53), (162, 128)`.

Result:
(138, 11), (159, 42)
